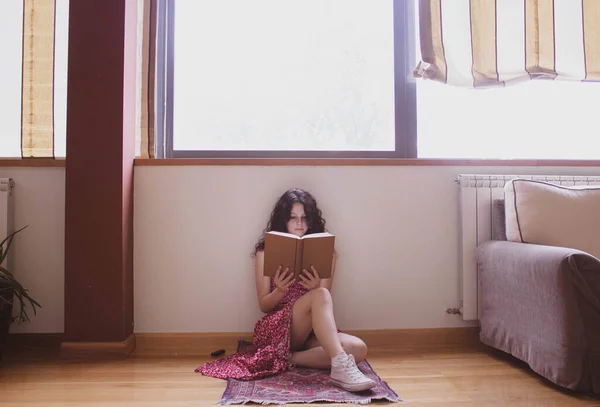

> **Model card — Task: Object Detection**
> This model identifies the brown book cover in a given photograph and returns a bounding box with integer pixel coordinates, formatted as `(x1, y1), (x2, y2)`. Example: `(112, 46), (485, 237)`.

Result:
(263, 231), (335, 281)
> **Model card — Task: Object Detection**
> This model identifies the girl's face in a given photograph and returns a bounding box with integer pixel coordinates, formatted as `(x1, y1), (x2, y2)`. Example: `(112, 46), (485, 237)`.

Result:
(287, 203), (307, 237)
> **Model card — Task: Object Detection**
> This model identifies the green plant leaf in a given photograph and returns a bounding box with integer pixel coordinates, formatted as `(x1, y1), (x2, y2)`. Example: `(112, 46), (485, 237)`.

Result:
(0, 277), (22, 291)
(0, 225), (39, 324)
(0, 265), (15, 278)
(0, 292), (12, 306)
(0, 225), (28, 266)
(12, 291), (28, 323)
(12, 289), (39, 323)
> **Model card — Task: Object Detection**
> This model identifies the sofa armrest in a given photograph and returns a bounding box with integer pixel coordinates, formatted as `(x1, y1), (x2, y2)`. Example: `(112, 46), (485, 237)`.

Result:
(476, 241), (600, 393)
(476, 241), (600, 314)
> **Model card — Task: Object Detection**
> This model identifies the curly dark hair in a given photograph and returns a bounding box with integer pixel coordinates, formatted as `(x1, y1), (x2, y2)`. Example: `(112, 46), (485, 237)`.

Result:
(253, 188), (326, 255)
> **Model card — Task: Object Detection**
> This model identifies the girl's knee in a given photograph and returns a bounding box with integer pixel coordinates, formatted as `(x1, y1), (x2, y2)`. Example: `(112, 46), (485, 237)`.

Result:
(310, 287), (332, 302)
(342, 337), (368, 363)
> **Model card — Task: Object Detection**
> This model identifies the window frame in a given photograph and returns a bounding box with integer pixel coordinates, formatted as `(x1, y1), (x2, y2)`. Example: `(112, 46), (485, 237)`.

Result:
(157, 0), (417, 159)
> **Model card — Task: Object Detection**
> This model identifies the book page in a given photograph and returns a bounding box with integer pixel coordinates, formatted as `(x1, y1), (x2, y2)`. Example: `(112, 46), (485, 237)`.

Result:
(268, 231), (300, 239)
(301, 232), (334, 239)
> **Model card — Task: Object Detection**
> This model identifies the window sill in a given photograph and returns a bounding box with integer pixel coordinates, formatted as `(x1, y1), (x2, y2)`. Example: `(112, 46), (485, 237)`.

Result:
(1, 158), (598, 168)
(0, 158), (66, 167)
(134, 158), (600, 167)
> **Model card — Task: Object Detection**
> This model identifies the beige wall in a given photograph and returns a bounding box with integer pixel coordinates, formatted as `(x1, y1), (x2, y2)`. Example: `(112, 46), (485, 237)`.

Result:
(132, 165), (600, 333)
(0, 168), (65, 333)
(2, 165), (599, 334)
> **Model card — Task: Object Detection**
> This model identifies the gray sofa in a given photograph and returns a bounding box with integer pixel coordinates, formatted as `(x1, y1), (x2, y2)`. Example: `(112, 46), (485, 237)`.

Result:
(476, 200), (600, 396)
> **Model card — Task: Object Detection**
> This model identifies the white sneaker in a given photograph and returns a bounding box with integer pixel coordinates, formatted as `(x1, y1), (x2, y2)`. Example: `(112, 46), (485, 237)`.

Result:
(330, 353), (376, 392)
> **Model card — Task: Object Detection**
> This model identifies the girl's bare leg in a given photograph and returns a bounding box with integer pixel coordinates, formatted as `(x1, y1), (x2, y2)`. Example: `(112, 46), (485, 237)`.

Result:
(289, 288), (342, 359)
(288, 288), (368, 369)
(290, 333), (369, 369)
(289, 346), (331, 369)
(288, 288), (376, 391)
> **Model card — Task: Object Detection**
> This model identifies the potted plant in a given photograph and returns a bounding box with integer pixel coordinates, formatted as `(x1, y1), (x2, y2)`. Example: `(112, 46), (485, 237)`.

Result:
(0, 226), (41, 361)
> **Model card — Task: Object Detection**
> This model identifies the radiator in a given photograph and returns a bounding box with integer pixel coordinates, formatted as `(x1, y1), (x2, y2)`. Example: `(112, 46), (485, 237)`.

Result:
(0, 178), (14, 271)
(456, 174), (600, 321)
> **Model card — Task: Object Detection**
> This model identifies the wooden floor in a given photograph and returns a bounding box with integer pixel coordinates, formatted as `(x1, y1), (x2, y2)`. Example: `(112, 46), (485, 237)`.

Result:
(0, 345), (598, 406)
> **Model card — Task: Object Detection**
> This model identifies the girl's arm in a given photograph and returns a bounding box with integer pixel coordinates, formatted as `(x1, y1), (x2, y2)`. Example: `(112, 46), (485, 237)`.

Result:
(319, 254), (337, 291)
(254, 251), (291, 313)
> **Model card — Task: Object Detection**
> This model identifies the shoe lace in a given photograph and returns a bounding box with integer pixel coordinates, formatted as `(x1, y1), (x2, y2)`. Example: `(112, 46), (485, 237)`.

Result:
(343, 355), (366, 381)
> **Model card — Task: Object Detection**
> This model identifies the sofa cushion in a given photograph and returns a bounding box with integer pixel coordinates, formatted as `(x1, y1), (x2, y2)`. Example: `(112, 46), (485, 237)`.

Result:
(504, 179), (600, 259)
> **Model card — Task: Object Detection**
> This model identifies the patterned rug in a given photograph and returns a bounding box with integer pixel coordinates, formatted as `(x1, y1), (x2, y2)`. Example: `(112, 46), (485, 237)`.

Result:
(218, 340), (402, 405)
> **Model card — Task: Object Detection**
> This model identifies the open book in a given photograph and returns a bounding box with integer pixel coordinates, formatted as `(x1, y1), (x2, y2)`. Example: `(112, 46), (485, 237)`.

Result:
(263, 231), (335, 280)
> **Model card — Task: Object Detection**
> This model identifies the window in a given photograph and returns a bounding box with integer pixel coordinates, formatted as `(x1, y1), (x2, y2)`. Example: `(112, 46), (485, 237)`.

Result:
(162, 0), (416, 158)
(161, 1), (600, 161)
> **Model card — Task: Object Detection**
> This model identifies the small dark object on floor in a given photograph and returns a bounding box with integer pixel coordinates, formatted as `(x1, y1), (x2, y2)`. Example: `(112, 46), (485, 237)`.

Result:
(211, 349), (225, 357)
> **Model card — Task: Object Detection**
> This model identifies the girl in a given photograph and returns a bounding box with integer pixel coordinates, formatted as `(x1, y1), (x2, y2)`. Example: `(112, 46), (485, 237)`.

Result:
(197, 188), (375, 392)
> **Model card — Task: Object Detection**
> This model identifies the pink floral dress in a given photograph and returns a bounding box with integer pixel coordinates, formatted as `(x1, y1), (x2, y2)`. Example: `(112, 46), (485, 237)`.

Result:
(195, 278), (309, 380)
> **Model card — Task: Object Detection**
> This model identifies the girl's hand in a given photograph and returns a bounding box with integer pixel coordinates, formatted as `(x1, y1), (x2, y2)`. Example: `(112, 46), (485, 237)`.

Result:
(273, 266), (294, 293)
(299, 266), (320, 291)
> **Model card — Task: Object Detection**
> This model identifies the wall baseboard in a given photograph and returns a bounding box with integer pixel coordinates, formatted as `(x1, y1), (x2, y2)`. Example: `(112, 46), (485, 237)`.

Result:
(7, 328), (482, 359)
(7, 333), (64, 351)
(134, 327), (481, 357)
(135, 332), (248, 357)
(59, 334), (136, 360)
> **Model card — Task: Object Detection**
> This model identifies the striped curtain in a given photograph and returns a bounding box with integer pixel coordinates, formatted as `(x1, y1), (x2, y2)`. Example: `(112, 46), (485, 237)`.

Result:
(137, 0), (157, 159)
(414, 0), (600, 88)
(21, 0), (64, 157)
